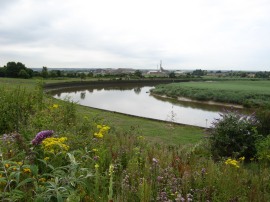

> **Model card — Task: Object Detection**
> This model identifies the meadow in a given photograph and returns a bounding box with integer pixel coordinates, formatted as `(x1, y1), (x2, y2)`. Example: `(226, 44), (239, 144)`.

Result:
(0, 78), (270, 201)
(151, 80), (270, 108)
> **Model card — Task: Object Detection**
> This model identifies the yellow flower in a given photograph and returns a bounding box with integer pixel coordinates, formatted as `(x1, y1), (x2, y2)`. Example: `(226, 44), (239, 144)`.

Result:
(39, 178), (46, 183)
(225, 158), (240, 168)
(92, 148), (98, 152)
(44, 157), (50, 161)
(95, 164), (99, 169)
(12, 167), (17, 171)
(239, 156), (245, 161)
(5, 164), (10, 168)
(23, 168), (31, 174)
(94, 132), (103, 138)
(17, 162), (23, 166)
(52, 104), (59, 108)
(42, 137), (69, 154)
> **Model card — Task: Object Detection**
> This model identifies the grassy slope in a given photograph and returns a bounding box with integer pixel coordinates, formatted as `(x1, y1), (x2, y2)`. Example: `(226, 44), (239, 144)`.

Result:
(0, 77), (204, 145)
(152, 80), (270, 107)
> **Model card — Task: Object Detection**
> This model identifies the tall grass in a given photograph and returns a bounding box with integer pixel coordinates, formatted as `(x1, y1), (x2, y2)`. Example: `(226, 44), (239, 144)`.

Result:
(152, 80), (270, 108)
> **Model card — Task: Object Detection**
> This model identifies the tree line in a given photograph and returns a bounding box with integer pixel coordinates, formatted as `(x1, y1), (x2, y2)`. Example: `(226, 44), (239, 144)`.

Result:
(0, 62), (34, 78)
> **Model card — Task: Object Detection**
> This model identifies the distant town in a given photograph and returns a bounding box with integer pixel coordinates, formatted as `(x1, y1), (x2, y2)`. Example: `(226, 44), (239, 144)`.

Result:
(1, 61), (269, 79)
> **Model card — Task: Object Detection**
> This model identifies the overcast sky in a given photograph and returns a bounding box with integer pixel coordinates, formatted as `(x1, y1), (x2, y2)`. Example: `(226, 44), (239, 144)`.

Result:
(1, 0), (270, 70)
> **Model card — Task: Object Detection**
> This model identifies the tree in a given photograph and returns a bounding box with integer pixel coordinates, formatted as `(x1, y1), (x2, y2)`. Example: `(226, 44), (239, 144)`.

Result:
(3, 62), (32, 78)
(192, 69), (207, 76)
(79, 73), (86, 81)
(41, 66), (49, 78)
(0, 67), (5, 77)
(134, 70), (143, 78)
(169, 72), (176, 78)
(18, 69), (30, 79)
(5, 62), (24, 77)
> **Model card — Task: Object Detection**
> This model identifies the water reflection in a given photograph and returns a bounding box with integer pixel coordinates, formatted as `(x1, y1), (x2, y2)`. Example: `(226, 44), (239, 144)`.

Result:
(51, 84), (247, 128)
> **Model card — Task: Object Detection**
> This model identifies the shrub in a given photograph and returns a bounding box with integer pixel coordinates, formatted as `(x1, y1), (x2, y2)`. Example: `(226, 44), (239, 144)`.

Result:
(209, 110), (261, 160)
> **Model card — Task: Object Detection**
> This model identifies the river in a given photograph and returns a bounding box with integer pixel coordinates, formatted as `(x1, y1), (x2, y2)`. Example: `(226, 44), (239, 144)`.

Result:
(51, 83), (244, 128)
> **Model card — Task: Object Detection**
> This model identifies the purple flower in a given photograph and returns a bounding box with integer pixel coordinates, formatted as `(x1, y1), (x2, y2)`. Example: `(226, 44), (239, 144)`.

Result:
(32, 130), (54, 145)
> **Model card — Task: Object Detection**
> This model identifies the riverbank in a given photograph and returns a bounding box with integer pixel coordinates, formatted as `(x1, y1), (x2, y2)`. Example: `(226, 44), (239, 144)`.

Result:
(151, 80), (270, 108)
(43, 78), (192, 91)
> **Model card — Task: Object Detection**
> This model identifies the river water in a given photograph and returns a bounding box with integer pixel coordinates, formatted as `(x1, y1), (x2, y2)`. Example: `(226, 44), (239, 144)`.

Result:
(52, 83), (244, 128)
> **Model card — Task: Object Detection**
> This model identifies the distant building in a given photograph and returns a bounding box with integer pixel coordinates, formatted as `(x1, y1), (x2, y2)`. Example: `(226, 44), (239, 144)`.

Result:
(147, 60), (169, 77)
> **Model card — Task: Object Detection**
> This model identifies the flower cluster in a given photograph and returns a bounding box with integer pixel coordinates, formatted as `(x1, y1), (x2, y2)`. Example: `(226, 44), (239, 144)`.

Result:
(32, 130), (54, 145)
(225, 158), (240, 168)
(94, 124), (110, 138)
(41, 137), (69, 154)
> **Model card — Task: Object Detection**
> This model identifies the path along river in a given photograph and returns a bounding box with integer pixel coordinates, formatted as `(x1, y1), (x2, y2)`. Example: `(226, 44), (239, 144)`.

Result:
(51, 83), (247, 128)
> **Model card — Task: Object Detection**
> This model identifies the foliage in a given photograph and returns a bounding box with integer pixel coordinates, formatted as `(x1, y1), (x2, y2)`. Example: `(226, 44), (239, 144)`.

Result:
(0, 86), (40, 133)
(192, 69), (207, 76)
(209, 110), (261, 159)
(2, 62), (33, 78)
(256, 108), (270, 136)
(256, 135), (270, 164)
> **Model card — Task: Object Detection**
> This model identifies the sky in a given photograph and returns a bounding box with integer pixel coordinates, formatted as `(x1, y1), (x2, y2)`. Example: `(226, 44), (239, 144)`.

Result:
(1, 0), (270, 70)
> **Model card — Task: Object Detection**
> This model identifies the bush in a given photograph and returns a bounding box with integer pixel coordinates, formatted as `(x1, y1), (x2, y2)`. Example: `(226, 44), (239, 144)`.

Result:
(209, 110), (261, 160)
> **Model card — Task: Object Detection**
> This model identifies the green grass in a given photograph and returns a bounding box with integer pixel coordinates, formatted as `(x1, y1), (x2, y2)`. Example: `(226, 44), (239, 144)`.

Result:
(152, 80), (270, 108)
(76, 105), (203, 145)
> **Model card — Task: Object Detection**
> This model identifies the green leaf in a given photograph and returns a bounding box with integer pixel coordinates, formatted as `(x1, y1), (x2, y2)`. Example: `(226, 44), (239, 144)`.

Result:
(57, 192), (63, 202)
(16, 178), (35, 188)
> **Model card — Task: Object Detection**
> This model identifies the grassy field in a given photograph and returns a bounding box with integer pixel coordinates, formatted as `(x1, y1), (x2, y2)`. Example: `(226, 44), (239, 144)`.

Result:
(152, 80), (270, 108)
(0, 77), (204, 145)
(1, 77), (270, 201)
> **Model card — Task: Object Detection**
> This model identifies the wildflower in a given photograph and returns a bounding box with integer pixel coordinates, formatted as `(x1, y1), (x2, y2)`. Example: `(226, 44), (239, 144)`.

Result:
(17, 162), (23, 166)
(95, 164), (99, 169)
(239, 156), (245, 161)
(42, 137), (69, 154)
(137, 135), (145, 140)
(109, 164), (114, 176)
(94, 124), (110, 138)
(32, 130), (54, 145)
(92, 148), (98, 152)
(5, 164), (10, 168)
(39, 178), (46, 183)
(44, 157), (50, 161)
(52, 104), (59, 108)
(225, 158), (240, 168)
(94, 132), (103, 138)
(157, 176), (163, 182)
(152, 158), (159, 164)
(93, 156), (99, 161)
(23, 168), (31, 174)
(12, 167), (17, 171)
